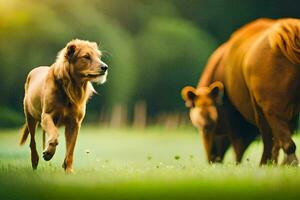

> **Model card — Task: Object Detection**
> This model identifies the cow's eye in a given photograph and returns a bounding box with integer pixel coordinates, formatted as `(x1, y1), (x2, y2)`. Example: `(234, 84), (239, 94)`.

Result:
(83, 54), (91, 60)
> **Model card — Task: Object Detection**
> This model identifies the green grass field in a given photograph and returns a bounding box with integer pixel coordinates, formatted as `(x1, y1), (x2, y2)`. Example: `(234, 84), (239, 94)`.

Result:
(1, 127), (300, 200)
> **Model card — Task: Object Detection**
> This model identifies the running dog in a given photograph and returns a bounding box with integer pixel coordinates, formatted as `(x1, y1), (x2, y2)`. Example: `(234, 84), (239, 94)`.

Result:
(20, 39), (108, 172)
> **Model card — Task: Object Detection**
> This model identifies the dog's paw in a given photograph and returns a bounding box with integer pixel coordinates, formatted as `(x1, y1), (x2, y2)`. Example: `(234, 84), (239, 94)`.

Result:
(32, 161), (39, 170)
(42, 145), (56, 161)
(42, 151), (54, 161)
(62, 159), (74, 173)
(65, 167), (74, 174)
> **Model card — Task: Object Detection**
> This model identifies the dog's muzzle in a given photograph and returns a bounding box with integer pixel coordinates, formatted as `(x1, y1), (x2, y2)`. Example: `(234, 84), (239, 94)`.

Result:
(85, 62), (108, 78)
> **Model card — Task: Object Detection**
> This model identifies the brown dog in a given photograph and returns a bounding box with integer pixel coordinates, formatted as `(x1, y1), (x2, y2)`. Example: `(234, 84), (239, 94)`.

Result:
(20, 39), (108, 172)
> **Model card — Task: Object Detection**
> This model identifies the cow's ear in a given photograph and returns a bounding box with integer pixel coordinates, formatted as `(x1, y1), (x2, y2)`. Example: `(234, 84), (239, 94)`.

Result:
(209, 81), (224, 105)
(181, 86), (197, 108)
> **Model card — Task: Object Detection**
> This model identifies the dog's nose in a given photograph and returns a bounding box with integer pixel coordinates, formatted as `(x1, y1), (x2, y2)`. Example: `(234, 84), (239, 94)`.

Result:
(101, 66), (108, 72)
(101, 62), (108, 72)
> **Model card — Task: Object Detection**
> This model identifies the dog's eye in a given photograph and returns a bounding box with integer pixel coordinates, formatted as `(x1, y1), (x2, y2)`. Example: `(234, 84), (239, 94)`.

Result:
(83, 54), (91, 60)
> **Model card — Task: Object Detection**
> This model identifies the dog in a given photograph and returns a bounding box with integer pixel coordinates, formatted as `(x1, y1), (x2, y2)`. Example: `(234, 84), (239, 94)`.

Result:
(20, 39), (108, 172)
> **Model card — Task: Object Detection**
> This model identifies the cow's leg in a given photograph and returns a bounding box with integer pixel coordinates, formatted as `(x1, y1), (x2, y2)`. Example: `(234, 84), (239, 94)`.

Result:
(281, 115), (299, 164)
(201, 132), (231, 163)
(212, 135), (231, 163)
(264, 113), (298, 166)
(62, 121), (80, 173)
(41, 113), (59, 161)
(26, 113), (39, 169)
(252, 101), (274, 165)
(201, 131), (215, 163)
(271, 141), (280, 164)
(231, 135), (255, 164)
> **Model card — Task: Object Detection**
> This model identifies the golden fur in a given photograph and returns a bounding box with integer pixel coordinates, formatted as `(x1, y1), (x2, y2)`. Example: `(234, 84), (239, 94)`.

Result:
(20, 39), (108, 172)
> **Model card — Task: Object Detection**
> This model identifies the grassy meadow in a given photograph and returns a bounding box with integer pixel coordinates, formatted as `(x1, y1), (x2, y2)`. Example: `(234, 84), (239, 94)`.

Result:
(0, 127), (300, 200)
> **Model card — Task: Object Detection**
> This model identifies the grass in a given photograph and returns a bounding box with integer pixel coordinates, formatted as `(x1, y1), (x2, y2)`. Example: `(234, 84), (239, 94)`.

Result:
(1, 126), (300, 200)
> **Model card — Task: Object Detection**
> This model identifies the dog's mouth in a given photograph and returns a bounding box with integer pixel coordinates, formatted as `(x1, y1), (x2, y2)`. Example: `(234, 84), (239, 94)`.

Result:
(85, 72), (105, 78)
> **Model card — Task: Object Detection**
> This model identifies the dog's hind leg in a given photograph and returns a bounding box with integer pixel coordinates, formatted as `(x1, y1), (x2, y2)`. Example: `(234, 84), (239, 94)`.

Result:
(26, 114), (39, 169)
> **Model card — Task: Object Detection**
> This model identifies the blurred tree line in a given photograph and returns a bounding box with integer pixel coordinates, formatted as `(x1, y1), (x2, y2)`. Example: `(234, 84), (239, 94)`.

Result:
(0, 0), (300, 128)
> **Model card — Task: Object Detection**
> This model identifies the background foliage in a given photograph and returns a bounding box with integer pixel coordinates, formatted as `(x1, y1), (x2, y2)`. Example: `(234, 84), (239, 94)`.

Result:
(1, 0), (300, 127)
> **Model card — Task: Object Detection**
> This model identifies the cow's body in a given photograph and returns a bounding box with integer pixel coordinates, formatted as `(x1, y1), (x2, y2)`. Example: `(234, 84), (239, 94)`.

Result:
(184, 18), (300, 165)
(221, 18), (300, 164)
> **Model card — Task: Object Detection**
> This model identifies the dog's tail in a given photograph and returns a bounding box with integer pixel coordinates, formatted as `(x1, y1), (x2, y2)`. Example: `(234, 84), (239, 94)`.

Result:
(19, 124), (29, 146)
(42, 130), (46, 150)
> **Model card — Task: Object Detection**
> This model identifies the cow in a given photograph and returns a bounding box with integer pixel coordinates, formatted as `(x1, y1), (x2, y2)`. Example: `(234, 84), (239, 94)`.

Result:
(183, 18), (300, 165)
(220, 18), (300, 165)
(182, 43), (259, 164)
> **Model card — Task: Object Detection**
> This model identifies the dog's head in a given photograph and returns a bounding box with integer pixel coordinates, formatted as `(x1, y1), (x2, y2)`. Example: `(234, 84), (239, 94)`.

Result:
(58, 39), (108, 84)
(181, 82), (224, 133)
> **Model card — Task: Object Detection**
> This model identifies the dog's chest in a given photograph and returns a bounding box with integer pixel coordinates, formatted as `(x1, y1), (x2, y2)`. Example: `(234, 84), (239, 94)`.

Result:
(53, 104), (82, 126)
(53, 85), (85, 125)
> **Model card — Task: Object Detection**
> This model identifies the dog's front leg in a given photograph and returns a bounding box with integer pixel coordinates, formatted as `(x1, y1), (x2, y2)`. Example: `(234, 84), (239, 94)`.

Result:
(41, 113), (59, 161)
(63, 121), (80, 173)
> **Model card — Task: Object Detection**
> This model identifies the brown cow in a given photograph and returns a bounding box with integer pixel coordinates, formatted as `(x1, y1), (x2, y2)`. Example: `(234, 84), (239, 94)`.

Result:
(220, 18), (300, 165)
(183, 18), (300, 165)
(182, 44), (259, 164)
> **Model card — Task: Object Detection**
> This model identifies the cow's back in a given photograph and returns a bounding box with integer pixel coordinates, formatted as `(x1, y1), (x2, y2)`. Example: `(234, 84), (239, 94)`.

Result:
(223, 19), (275, 124)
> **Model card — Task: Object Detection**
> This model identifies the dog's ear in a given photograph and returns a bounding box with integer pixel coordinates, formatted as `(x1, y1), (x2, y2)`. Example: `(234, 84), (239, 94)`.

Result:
(91, 42), (98, 49)
(65, 44), (76, 62)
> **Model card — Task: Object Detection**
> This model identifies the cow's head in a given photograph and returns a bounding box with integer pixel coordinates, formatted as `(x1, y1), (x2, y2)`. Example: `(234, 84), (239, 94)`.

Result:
(181, 82), (224, 133)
